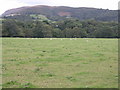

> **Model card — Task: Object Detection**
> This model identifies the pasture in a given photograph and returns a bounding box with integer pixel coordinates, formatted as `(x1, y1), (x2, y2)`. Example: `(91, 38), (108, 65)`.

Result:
(2, 38), (118, 88)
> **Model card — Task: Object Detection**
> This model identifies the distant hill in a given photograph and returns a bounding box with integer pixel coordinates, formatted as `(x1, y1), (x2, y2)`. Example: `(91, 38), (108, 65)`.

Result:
(2, 5), (118, 21)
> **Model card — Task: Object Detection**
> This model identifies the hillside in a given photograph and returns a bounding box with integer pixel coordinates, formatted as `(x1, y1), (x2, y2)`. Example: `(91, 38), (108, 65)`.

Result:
(2, 5), (118, 21)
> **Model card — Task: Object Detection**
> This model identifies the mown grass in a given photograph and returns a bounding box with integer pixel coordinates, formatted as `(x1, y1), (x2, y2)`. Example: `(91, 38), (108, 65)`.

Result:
(2, 38), (118, 88)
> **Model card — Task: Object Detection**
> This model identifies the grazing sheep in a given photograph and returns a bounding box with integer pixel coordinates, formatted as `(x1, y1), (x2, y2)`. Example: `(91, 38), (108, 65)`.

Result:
(50, 38), (52, 40)
(74, 38), (77, 40)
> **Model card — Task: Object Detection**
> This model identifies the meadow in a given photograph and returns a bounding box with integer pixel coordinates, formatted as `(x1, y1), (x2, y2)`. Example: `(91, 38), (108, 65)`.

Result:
(2, 38), (118, 88)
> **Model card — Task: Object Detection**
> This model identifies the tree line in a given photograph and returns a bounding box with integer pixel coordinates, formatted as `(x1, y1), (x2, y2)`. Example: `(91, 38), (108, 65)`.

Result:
(1, 18), (118, 38)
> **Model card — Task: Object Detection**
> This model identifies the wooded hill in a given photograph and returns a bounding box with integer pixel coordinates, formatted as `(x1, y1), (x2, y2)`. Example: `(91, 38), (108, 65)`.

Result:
(1, 5), (118, 38)
(2, 5), (118, 21)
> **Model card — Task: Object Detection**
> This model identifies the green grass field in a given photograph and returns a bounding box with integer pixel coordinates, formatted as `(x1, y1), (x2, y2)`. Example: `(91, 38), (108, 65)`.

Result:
(2, 38), (118, 88)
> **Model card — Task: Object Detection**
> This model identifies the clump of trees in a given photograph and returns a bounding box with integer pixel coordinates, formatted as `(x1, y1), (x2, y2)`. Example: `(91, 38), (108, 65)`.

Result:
(2, 18), (118, 38)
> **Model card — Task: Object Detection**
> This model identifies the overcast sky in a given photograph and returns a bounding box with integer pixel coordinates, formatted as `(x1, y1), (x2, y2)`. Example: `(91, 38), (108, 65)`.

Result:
(0, 0), (119, 15)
